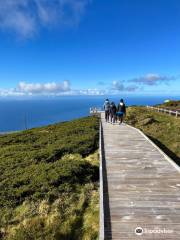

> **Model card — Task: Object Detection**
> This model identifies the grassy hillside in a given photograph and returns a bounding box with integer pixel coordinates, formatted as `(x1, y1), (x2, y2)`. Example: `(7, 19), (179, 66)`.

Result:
(156, 100), (180, 111)
(126, 107), (180, 166)
(0, 116), (99, 240)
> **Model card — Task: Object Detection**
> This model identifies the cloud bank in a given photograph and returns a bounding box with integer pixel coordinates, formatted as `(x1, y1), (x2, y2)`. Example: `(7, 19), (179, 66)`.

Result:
(0, 80), (106, 97)
(0, 73), (177, 97)
(0, 0), (91, 38)
(110, 73), (177, 93)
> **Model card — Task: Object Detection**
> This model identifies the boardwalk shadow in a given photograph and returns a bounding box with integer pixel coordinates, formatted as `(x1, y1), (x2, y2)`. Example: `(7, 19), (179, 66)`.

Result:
(147, 135), (180, 166)
(101, 124), (112, 240)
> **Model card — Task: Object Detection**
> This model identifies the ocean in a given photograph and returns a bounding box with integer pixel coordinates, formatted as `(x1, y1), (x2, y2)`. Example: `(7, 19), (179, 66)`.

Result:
(0, 95), (179, 133)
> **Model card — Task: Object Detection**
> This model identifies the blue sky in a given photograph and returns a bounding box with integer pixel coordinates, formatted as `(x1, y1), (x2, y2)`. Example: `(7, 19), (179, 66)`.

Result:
(0, 0), (179, 97)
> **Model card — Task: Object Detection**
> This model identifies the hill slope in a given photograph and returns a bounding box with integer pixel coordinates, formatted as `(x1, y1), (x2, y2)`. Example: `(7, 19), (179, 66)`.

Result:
(156, 100), (180, 111)
(0, 116), (99, 240)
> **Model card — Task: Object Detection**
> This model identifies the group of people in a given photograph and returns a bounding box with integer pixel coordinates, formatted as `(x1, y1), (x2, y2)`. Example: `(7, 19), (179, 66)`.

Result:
(103, 98), (126, 124)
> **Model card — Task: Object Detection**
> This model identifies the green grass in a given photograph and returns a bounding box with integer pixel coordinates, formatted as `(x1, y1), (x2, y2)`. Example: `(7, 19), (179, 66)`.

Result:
(0, 116), (99, 240)
(126, 106), (180, 166)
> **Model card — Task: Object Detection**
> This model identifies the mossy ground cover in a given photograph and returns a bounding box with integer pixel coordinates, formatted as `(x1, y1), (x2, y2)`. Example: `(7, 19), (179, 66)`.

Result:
(0, 116), (99, 240)
(126, 107), (180, 166)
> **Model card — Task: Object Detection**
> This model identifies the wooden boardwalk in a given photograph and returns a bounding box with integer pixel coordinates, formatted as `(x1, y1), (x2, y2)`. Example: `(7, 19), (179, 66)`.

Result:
(100, 113), (180, 239)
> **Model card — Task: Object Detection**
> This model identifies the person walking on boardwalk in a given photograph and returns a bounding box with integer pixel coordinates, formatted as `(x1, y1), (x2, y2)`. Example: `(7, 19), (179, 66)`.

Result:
(117, 99), (126, 124)
(103, 99), (110, 122)
(110, 102), (117, 124)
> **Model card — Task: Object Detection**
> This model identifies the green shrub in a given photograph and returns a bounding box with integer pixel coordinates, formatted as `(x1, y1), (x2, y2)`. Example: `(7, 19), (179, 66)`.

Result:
(0, 116), (99, 239)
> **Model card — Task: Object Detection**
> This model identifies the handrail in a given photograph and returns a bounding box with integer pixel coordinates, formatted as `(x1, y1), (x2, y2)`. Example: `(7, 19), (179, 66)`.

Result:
(99, 120), (104, 239)
(90, 107), (103, 113)
(147, 106), (180, 118)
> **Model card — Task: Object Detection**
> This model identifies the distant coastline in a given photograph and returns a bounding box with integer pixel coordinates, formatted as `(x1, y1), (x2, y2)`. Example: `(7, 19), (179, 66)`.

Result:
(0, 96), (179, 133)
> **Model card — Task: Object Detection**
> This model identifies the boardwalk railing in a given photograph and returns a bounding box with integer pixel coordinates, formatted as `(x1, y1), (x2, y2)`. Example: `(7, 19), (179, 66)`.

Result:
(99, 121), (104, 240)
(90, 107), (104, 116)
(147, 105), (180, 118)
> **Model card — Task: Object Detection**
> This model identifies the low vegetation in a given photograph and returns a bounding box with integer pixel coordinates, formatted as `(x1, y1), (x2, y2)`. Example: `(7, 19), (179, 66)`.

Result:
(0, 116), (99, 240)
(156, 100), (180, 111)
(2, 102), (179, 239)
(126, 106), (180, 166)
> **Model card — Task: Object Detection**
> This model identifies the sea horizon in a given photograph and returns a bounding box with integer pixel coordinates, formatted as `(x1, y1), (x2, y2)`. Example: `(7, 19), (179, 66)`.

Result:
(0, 95), (179, 133)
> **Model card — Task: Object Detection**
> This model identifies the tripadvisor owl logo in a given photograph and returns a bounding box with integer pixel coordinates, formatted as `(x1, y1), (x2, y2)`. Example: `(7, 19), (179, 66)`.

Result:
(135, 227), (144, 235)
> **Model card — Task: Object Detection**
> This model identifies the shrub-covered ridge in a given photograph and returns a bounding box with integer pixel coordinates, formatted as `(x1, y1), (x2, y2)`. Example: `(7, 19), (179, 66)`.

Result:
(0, 116), (99, 240)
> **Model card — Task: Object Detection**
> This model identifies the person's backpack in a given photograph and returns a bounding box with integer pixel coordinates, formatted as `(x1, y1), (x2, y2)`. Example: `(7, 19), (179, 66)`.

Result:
(104, 101), (110, 111)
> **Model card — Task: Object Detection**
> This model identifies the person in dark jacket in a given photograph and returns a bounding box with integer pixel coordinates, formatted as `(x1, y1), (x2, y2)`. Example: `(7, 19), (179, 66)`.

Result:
(117, 99), (126, 124)
(110, 102), (117, 124)
(103, 99), (110, 122)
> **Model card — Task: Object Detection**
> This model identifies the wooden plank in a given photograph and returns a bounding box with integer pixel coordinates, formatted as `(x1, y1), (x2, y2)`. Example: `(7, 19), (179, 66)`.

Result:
(100, 113), (180, 239)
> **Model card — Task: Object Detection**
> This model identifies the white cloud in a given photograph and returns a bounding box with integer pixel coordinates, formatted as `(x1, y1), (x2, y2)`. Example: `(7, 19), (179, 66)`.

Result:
(112, 81), (124, 91)
(130, 73), (176, 86)
(0, 0), (91, 38)
(18, 80), (71, 93)
(77, 88), (105, 95)
(112, 80), (138, 92)
(0, 80), (71, 97)
(0, 88), (25, 97)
